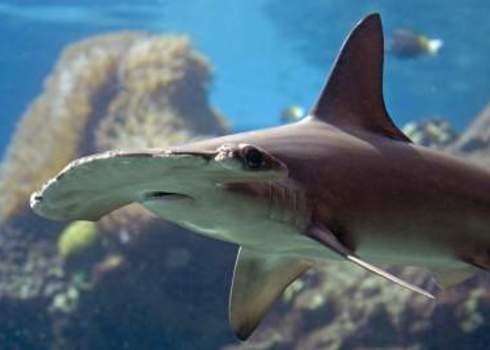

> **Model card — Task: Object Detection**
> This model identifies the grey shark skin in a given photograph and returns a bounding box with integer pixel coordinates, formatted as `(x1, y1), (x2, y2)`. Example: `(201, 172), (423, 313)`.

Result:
(31, 14), (490, 340)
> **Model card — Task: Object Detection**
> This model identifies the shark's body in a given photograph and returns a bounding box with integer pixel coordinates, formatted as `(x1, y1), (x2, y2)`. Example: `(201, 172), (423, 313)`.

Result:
(30, 14), (490, 340)
(168, 119), (490, 268)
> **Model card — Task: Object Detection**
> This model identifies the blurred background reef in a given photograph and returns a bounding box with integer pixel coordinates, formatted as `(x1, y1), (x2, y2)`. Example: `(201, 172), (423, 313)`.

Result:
(2, 23), (490, 350)
(0, 32), (231, 349)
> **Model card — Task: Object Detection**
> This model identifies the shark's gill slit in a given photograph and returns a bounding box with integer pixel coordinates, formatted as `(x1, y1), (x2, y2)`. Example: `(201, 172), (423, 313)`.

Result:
(267, 182), (307, 227)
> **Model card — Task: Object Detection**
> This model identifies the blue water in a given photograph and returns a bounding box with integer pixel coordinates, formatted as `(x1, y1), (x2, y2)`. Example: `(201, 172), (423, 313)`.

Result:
(1, 2), (490, 348)
(1, 0), (490, 155)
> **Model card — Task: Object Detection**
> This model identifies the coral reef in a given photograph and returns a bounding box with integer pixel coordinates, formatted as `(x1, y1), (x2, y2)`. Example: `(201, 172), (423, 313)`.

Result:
(0, 32), (226, 223)
(55, 222), (235, 350)
(0, 221), (66, 350)
(402, 119), (458, 148)
(448, 103), (490, 164)
(95, 34), (226, 151)
(57, 221), (100, 260)
(0, 30), (230, 349)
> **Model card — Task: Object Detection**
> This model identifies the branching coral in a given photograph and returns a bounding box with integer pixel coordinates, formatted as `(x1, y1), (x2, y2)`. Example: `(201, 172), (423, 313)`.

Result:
(0, 32), (227, 222)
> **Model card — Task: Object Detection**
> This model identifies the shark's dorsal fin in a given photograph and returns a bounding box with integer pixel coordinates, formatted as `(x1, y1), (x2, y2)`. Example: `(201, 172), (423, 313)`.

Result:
(309, 13), (411, 143)
(229, 247), (312, 340)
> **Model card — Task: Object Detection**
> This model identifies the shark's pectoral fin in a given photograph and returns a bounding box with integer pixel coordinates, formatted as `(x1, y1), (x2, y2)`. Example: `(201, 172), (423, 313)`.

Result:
(432, 267), (476, 290)
(229, 247), (312, 340)
(306, 225), (435, 299)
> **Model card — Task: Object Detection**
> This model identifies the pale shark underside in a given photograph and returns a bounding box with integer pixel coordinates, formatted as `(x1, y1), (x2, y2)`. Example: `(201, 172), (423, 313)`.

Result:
(31, 14), (490, 340)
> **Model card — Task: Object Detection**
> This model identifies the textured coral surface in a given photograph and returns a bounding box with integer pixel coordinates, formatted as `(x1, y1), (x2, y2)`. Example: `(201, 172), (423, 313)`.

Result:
(0, 32), (225, 223)
(0, 31), (230, 349)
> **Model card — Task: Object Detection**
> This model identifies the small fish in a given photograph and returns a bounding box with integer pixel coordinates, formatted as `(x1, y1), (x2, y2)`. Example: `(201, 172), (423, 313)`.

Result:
(389, 28), (443, 58)
(280, 105), (306, 123)
(31, 14), (488, 340)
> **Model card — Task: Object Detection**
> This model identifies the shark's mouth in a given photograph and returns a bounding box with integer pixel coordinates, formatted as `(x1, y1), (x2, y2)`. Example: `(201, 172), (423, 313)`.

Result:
(143, 191), (191, 202)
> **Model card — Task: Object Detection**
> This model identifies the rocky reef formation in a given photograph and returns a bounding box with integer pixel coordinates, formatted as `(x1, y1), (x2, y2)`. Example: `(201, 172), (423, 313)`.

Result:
(0, 31), (230, 349)
(0, 31), (225, 223)
(223, 264), (490, 350)
(448, 104), (490, 165)
(402, 119), (458, 149)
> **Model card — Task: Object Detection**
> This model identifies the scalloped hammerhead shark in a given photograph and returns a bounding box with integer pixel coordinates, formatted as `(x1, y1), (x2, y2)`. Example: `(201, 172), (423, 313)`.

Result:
(31, 14), (490, 340)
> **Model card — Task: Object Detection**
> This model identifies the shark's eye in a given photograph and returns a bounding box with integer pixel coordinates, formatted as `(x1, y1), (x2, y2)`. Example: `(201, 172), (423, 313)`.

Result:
(244, 148), (264, 170)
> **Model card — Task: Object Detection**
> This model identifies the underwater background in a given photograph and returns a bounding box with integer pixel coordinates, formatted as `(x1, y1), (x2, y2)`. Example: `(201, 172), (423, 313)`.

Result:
(1, 1), (490, 349)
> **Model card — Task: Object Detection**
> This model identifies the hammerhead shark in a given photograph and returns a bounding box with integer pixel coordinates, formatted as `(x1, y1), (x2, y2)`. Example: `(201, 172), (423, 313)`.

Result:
(31, 14), (490, 340)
